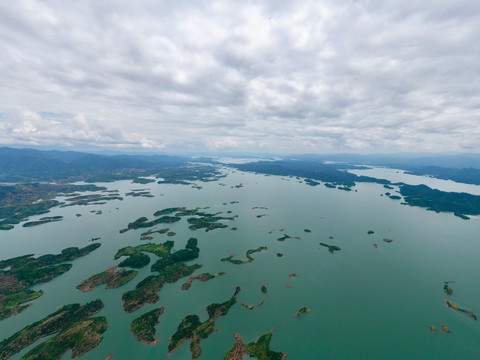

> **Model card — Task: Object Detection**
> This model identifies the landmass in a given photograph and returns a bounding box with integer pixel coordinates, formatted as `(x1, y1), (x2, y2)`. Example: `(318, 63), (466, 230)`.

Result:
(168, 287), (241, 359)
(319, 243), (341, 254)
(276, 234), (300, 241)
(22, 215), (64, 227)
(122, 239), (201, 312)
(115, 242), (174, 269)
(399, 184), (480, 219)
(76, 266), (138, 292)
(0, 183), (105, 230)
(130, 307), (165, 344)
(221, 247), (268, 264)
(0, 243), (101, 320)
(223, 328), (287, 360)
(444, 299), (476, 320)
(181, 272), (226, 290)
(295, 307), (311, 318)
(443, 281), (454, 296)
(441, 325), (451, 333)
(304, 229), (311, 233)
(0, 299), (106, 360)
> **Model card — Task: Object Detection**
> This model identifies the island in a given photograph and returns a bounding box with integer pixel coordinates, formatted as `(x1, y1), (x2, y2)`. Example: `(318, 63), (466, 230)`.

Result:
(0, 183), (105, 230)
(240, 284), (269, 310)
(444, 299), (476, 320)
(130, 307), (165, 344)
(319, 242), (341, 254)
(0, 243), (101, 320)
(22, 215), (64, 227)
(367, 230), (374, 234)
(76, 266), (138, 291)
(441, 325), (451, 333)
(121, 238), (201, 312)
(399, 184), (480, 219)
(221, 247), (268, 264)
(223, 328), (287, 360)
(429, 325), (436, 333)
(276, 234), (300, 242)
(115, 242), (174, 269)
(0, 299), (106, 360)
(304, 229), (311, 233)
(295, 307), (311, 318)
(383, 238), (393, 243)
(443, 281), (454, 296)
(168, 287), (241, 359)
(181, 272), (226, 291)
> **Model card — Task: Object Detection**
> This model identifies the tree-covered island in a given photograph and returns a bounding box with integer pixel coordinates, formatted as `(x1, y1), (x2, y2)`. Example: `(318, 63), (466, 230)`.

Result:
(168, 287), (241, 359)
(0, 299), (106, 360)
(77, 266), (138, 292)
(0, 243), (101, 321)
(130, 307), (165, 344)
(223, 328), (287, 360)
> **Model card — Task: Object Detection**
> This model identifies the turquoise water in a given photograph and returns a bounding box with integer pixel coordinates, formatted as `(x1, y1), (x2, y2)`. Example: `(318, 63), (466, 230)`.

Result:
(1, 168), (480, 359)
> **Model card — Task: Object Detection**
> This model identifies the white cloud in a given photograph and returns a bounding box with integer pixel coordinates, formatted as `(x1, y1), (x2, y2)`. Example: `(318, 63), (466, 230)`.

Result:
(0, 0), (479, 153)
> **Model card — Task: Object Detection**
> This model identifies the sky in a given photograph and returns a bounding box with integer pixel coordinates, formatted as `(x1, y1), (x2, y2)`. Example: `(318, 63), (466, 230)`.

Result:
(0, 0), (479, 154)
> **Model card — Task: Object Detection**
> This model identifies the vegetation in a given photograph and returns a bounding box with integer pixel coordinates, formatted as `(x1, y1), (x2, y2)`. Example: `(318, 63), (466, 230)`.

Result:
(77, 267), (138, 292)
(383, 238), (393, 243)
(0, 183), (104, 229)
(276, 234), (300, 241)
(304, 229), (311, 233)
(168, 287), (241, 359)
(122, 263), (201, 313)
(295, 307), (311, 318)
(115, 242), (173, 269)
(130, 307), (165, 344)
(221, 247), (268, 265)
(0, 299), (105, 360)
(444, 299), (476, 320)
(119, 253), (151, 268)
(22, 216), (63, 227)
(181, 273), (225, 291)
(231, 159), (390, 187)
(224, 328), (287, 360)
(443, 281), (454, 296)
(0, 244), (101, 320)
(367, 230), (374, 234)
(399, 184), (480, 219)
(120, 216), (181, 233)
(319, 243), (341, 254)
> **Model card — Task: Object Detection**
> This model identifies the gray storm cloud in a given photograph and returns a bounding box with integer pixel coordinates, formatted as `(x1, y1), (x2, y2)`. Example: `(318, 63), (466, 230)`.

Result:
(0, 0), (479, 153)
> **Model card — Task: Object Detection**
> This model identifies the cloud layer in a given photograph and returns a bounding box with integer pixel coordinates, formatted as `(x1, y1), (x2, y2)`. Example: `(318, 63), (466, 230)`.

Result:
(1, 0), (479, 153)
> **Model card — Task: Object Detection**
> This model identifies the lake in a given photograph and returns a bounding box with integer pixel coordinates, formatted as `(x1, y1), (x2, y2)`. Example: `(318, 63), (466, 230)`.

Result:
(1, 167), (480, 359)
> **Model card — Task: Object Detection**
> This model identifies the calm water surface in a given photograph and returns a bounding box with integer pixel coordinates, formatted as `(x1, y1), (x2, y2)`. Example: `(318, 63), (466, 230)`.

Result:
(1, 168), (479, 359)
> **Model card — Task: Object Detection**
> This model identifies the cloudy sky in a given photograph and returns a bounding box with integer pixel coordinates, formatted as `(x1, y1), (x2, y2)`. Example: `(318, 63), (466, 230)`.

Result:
(0, 0), (479, 154)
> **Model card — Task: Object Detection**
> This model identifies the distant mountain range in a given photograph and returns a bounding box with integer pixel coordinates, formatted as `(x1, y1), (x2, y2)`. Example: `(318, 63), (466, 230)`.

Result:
(0, 147), (188, 182)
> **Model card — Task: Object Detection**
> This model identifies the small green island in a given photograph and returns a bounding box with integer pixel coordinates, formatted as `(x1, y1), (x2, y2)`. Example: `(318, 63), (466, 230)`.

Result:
(168, 287), (241, 359)
(383, 238), (393, 243)
(304, 229), (311, 233)
(443, 281), (454, 296)
(77, 266), (138, 292)
(0, 243), (101, 320)
(319, 242), (341, 254)
(295, 306), (311, 318)
(130, 307), (165, 344)
(181, 272), (225, 291)
(22, 215), (64, 227)
(0, 299), (106, 360)
(276, 234), (300, 241)
(115, 242), (174, 269)
(121, 238), (201, 313)
(444, 299), (476, 320)
(221, 247), (268, 265)
(223, 328), (287, 360)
